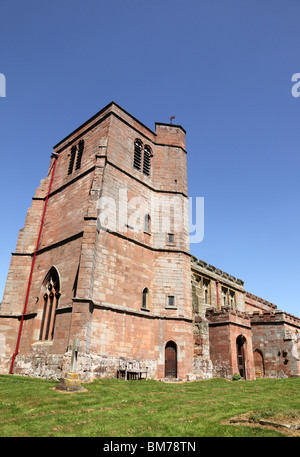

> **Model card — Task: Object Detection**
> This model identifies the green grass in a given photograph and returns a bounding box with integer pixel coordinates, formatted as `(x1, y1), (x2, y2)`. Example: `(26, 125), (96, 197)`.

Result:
(0, 375), (299, 437)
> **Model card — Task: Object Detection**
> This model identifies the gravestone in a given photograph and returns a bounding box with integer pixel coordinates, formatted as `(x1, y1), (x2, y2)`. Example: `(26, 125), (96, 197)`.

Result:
(56, 339), (85, 392)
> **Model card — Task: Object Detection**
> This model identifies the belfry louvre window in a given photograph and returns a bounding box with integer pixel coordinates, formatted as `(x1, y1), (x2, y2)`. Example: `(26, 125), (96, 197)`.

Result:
(133, 140), (142, 170)
(143, 146), (151, 176)
(67, 139), (85, 175)
(133, 140), (151, 176)
(75, 139), (84, 170)
(39, 267), (60, 341)
(68, 145), (77, 175)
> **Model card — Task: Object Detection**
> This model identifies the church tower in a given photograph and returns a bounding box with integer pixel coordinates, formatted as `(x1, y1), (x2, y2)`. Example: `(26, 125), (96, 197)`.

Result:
(0, 102), (193, 380)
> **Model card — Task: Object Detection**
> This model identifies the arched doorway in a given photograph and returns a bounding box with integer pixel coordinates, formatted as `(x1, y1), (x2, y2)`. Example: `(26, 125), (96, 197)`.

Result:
(165, 341), (177, 378)
(236, 335), (246, 379)
(253, 349), (265, 378)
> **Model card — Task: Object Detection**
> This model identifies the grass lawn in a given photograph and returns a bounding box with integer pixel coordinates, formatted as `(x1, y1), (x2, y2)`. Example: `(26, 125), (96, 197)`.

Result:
(0, 375), (299, 437)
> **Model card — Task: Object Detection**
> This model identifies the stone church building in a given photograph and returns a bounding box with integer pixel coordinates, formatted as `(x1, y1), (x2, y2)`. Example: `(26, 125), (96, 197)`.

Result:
(0, 102), (299, 382)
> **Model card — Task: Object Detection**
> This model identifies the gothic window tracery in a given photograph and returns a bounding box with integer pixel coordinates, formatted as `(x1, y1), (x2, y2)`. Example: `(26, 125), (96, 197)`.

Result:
(39, 267), (60, 341)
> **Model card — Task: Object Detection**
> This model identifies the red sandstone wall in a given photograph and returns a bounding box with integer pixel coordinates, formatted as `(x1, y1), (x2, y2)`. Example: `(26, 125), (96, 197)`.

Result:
(87, 110), (192, 378)
(208, 310), (255, 380)
(0, 102), (193, 379)
(0, 106), (111, 370)
(251, 312), (300, 377)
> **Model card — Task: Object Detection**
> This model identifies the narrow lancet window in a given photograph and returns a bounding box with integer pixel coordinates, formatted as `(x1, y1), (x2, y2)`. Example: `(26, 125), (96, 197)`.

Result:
(142, 288), (149, 309)
(39, 267), (60, 341)
(75, 139), (84, 170)
(134, 140), (142, 170)
(143, 145), (151, 176)
(68, 145), (77, 175)
(144, 214), (150, 233)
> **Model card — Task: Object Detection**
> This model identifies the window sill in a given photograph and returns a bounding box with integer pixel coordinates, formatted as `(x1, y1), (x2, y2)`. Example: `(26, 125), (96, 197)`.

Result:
(32, 340), (53, 347)
(165, 306), (177, 310)
(140, 307), (150, 312)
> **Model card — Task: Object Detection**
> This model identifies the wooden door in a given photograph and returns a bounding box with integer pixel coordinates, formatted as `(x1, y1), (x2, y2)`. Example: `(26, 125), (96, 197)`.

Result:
(253, 349), (264, 377)
(236, 336), (246, 379)
(165, 341), (177, 378)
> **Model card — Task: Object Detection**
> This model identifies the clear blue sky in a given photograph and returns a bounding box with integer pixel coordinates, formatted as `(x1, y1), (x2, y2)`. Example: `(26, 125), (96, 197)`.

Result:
(0, 0), (299, 316)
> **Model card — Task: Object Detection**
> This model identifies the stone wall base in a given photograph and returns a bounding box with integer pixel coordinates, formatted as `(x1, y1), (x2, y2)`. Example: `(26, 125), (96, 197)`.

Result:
(211, 361), (233, 380)
(9, 346), (158, 382)
(192, 358), (213, 379)
(0, 356), (12, 375)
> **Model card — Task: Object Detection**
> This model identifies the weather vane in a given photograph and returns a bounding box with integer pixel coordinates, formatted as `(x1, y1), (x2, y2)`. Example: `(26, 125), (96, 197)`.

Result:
(169, 116), (175, 124)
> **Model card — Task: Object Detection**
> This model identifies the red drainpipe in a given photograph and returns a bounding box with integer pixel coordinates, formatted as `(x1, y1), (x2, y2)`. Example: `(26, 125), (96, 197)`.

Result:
(9, 153), (59, 374)
(216, 280), (219, 310)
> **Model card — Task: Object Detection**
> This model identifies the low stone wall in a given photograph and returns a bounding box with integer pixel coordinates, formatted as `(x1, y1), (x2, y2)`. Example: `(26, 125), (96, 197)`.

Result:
(192, 359), (213, 380)
(78, 353), (158, 382)
(12, 352), (65, 380)
(10, 346), (158, 382)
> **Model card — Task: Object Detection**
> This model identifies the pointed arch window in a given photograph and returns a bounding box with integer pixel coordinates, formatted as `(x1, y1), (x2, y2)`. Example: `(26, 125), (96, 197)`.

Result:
(142, 288), (149, 309)
(143, 145), (151, 176)
(133, 140), (152, 176)
(39, 267), (60, 341)
(133, 139), (142, 171)
(68, 145), (77, 175)
(75, 139), (84, 170)
(67, 139), (85, 175)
